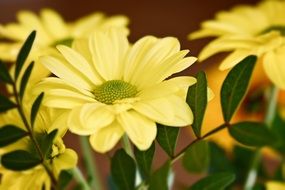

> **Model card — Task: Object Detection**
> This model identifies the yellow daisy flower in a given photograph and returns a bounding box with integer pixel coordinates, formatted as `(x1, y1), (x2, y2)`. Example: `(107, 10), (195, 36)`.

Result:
(0, 8), (129, 83)
(189, 0), (285, 89)
(266, 181), (285, 190)
(34, 29), (199, 153)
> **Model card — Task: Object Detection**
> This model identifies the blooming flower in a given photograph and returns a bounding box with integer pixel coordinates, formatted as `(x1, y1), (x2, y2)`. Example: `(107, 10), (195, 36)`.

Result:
(189, 0), (285, 89)
(0, 8), (129, 83)
(35, 29), (201, 153)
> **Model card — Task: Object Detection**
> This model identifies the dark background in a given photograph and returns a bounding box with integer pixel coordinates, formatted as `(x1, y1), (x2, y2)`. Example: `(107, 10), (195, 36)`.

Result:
(0, 0), (259, 189)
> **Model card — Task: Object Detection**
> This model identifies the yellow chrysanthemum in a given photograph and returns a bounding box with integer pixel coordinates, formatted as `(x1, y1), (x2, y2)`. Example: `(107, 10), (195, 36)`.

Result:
(0, 8), (129, 83)
(34, 29), (201, 153)
(266, 181), (285, 190)
(189, 0), (285, 89)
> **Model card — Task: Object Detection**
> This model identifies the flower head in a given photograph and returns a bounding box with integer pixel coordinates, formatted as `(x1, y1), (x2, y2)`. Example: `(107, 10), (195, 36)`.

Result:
(189, 0), (285, 89)
(35, 29), (200, 153)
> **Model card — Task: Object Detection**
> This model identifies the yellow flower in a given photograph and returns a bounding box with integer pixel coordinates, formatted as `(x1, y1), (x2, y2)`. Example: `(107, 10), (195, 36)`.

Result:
(266, 181), (285, 190)
(0, 8), (129, 83)
(189, 0), (285, 89)
(35, 29), (199, 153)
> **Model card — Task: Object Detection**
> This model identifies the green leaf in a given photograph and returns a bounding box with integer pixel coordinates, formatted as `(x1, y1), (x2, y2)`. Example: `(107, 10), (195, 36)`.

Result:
(111, 149), (136, 190)
(57, 170), (73, 190)
(1, 150), (41, 171)
(0, 60), (13, 84)
(19, 61), (34, 100)
(149, 161), (171, 190)
(30, 92), (44, 127)
(156, 124), (179, 157)
(189, 172), (236, 190)
(134, 142), (155, 180)
(229, 122), (276, 147)
(0, 94), (17, 113)
(183, 140), (209, 173)
(221, 55), (257, 122)
(271, 112), (285, 153)
(15, 30), (36, 81)
(186, 71), (208, 137)
(38, 129), (58, 159)
(0, 125), (27, 147)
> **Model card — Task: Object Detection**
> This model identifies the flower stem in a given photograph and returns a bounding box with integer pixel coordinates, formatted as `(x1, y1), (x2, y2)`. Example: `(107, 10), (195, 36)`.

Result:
(79, 136), (103, 190)
(244, 86), (279, 190)
(122, 134), (134, 158)
(69, 167), (91, 190)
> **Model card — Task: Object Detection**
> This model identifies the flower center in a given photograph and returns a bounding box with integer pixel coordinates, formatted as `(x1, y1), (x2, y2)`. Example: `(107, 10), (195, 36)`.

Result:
(52, 37), (73, 47)
(93, 80), (138, 104)
(260, 25), (285, 36)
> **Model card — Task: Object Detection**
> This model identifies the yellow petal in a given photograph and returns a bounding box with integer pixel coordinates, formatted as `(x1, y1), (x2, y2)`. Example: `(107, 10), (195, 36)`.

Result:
(219, 49), (253, 70)
(117, 110), (156, 150)
(266, 181), (285, 190)
(89, 121), (124, 153)
(53, 149), (78, 176)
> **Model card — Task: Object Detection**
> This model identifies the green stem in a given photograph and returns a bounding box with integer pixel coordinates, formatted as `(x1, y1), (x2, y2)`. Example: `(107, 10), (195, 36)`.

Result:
(122, 134), (134, 158)
(69, 167), (91, 190)
(79, 136), (103, 190)
(244, 86), (279, 190)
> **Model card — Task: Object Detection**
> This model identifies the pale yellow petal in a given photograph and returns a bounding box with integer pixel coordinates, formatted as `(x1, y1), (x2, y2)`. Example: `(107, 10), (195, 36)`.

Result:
(117, 111), (156, 150)
(219, 49), (253, 70)
(53, 149), (78, 176)
(89, 121), (124, 153)
(266, 181), (285, 190)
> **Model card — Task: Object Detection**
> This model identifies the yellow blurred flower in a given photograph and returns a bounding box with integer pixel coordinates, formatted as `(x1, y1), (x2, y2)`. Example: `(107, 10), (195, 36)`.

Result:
(35, 29), (200, 153)
(0, 8), (129, 83)
(189, 0), (285, 89)
(266, 181), (285, 190)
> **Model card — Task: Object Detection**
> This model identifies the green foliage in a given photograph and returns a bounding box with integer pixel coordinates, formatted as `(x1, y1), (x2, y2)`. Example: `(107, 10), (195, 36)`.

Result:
(0, 60), (13, 84)
(186, 71), (208, 137)
(183, 140), (209, 173)
(1, 150), (41, 171)
(0, 125), (28, 147)
(57, 170), (73, 190)
(229, 122), (277, 147)
(189, 172), (236, 190)
(271, 112), (285, 153)
(221, 55), (257, 123)
(30, 92), (44, 127)
(0, 94), (17, 113)
(111, 149), (136, 190)
(134, 142), (155, 180)
(156, 124), (179, 157)
(38, 129), (58, 159)
(14, 30), (36, 81)
(19, 61), (34, 100)
(149, 161), (171, 190)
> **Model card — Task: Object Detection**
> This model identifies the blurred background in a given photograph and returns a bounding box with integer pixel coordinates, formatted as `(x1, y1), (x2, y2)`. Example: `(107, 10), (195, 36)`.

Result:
(0, 0), (262, 189)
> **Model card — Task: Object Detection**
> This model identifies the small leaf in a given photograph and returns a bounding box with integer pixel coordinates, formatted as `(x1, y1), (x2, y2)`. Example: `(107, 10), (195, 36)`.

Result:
(30, 92), (44, 127)
(189, 172), (236, 190)
(0, 125), (27, 147)
(111, 149), (136, 190)
(0, 94), (17, 113)
(149, 161), (171, 190)
(19, 61), (34, 100)
(221, 55), (257, 122)
(1, 150), (41, 171)
(38, 129), (58, 159)
(0, 60), (13, 84)
(57, 170), (73, 190)
(183, 140), (209, 173)
(15, 30), (36, 81)
(186, 71), (208, 137)
(134, 142), (155, 180)
(229, 122), (276, 147)
(156, 124), (180, 157)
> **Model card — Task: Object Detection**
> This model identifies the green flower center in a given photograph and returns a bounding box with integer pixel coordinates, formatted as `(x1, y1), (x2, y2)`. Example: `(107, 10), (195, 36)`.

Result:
(260, 25), (285, 36)
(93, 80), (138, 104)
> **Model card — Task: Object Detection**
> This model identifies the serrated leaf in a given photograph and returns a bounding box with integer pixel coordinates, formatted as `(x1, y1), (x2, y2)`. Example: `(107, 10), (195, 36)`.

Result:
(1, 150), (41, 171)
(57, 170), (73, 190)
(156, 124), (179, 157)
(183, 140), (209, 173)
(111, 149), (136, 190)
(134, 142), (155, 180)
(0, 60), (13, 84)
(31, 92), (44, 127)
(149, 161), (171, 190)
(19, 61), (34, 100)
(38, 129), (58, 159)
(229, 122), (276, 147)
(189, 172), (236, 190)
(0, 125), (28, 147)
(0, 94), (17, 113)
(221, 55), (257, 122)
(186, 71), (208, 137)
(15, 30), (36, 81)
